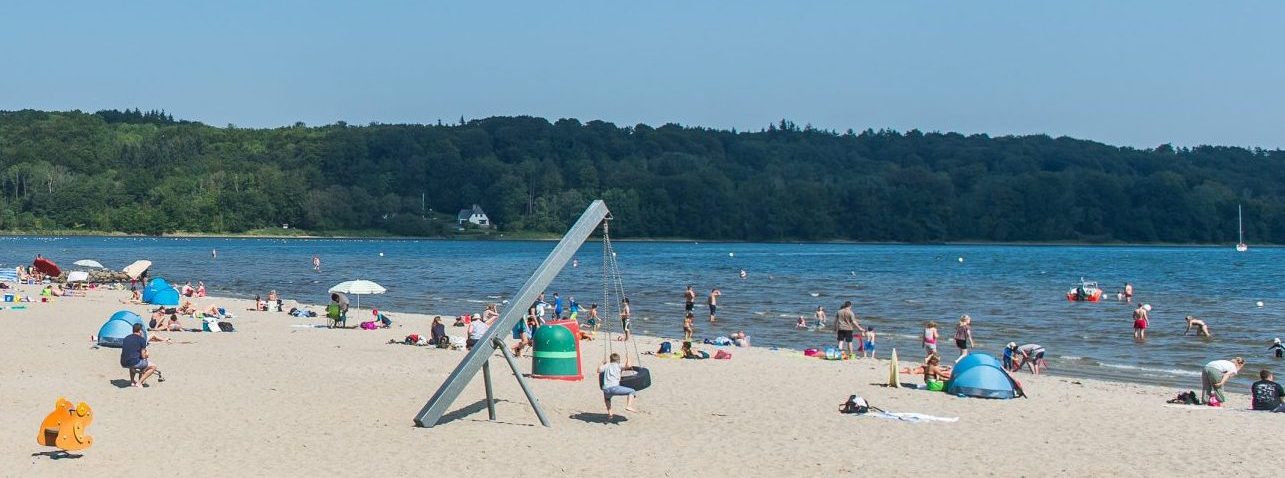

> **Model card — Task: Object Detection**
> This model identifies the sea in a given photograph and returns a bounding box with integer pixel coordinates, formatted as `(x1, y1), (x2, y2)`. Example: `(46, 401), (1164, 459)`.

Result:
(2, 236), (1281, 389)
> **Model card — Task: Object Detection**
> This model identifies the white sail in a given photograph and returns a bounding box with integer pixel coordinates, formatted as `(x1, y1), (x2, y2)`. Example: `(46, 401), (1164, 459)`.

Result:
(1236, 204), (1248, 252)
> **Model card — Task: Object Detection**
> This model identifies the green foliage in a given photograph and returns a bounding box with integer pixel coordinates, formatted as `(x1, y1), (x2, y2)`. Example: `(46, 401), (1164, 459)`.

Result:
(0, 109), (1281, 243)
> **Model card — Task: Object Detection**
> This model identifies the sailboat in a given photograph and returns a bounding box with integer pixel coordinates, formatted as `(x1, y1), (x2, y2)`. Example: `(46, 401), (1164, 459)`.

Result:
(1236, 204), (1248, 252)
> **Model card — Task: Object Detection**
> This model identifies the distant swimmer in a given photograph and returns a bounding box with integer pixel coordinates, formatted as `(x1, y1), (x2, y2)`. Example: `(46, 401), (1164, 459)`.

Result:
(312, 255), (321, 272)
(1184, 316), (1212, 337)
(572, 258), (579, 268)
(211, 248), (217, 259)
(739, 269), (747, 280)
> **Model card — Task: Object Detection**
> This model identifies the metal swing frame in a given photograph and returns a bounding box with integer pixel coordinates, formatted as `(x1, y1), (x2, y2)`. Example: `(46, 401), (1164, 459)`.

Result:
(414, 200), (611, 428)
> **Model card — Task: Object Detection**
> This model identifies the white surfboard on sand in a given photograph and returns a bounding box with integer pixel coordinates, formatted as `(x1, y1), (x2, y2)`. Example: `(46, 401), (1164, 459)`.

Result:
(889, 348), (901, 388)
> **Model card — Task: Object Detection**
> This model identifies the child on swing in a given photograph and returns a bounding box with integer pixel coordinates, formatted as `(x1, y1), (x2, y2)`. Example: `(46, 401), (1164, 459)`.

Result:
(599, 352), (638, 418)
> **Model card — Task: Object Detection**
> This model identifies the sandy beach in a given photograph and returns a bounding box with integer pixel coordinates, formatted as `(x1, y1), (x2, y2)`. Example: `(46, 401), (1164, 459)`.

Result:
(1, 283), (1280, 477)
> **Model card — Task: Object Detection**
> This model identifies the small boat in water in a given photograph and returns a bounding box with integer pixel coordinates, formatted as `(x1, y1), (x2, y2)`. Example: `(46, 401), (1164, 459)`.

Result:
(1066, 279), (1103, 302)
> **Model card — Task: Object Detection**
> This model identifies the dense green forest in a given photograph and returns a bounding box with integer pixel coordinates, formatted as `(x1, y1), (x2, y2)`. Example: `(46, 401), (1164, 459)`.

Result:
(1, 108), (1282, 243)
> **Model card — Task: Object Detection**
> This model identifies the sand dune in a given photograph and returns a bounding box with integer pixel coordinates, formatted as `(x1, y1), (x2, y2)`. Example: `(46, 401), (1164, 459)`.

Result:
(1, 284), (1280, 477)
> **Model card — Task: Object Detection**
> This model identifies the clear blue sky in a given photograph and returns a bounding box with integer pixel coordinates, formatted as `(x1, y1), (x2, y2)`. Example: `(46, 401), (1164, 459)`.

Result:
(2, 1), (1282, 148)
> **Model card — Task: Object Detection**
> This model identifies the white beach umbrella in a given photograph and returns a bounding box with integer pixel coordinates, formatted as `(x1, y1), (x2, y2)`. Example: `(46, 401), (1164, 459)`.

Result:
(328, 280), (387, 311)
(123, 260), (152, 280)
(67, 271), (90, 282)
(73, 259), (105, 269)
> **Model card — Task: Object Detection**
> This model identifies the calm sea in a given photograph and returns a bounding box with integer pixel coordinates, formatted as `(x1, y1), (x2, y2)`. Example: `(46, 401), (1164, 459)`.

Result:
(2, 236), (1280, 388)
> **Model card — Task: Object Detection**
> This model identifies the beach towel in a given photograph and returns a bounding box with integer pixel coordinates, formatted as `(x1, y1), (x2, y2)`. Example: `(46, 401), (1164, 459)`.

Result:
(867, 412), (959, 423)
(714, 350), (732, 360)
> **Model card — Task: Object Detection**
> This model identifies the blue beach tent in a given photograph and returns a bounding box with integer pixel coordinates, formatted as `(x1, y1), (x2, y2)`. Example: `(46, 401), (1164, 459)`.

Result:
(141, 278), (170, 303)
(148, 287), (180, 306)
(97, 310), (146, 348)
(946, 353), (1021, 399)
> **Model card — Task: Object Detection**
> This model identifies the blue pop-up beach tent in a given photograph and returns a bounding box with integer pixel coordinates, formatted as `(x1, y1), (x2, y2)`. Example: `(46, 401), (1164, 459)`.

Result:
(97, 310), (146, 348)
(141, 278), (169, 303)
(148, 287), (180, 306)
(946, 353), (1020, 399)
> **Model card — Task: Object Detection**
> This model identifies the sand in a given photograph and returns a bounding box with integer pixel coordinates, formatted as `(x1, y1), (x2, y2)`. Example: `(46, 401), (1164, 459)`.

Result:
(1, 283), (1280, 477)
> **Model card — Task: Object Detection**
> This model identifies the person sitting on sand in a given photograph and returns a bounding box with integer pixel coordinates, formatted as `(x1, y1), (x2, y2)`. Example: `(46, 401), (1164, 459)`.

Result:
(124, 287), (142, 304)
(1202, 357), (1245, 406)
(181, 282), (194, 297)
(120, 323), (164, 388)
(1184, 316), (1212, 337)
(204, 305), (223, 318)
(268, 290), (279, 303)
(681, 341), (707, 359)
(430, 316), (447, 346)
(177, 300), (197, 316)
(1251, 369), (1285, 412)
(903, 353), (952, 387)
(1271, 338), (1285, 359)
(599, 353), (638, 419)
(466, 313), (492, 350)
(731, 330), (750, 347)
(196, 281), (206, 297)
(250, 295), (265, 311)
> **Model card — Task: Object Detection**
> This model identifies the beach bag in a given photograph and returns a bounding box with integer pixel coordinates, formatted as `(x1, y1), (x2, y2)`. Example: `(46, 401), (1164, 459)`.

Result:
(217, 321), (235, 332)
(825, 347), (841, 360)
(840, 395), (870, 414)
(360, 321), (379, 330)
(804, 348), (820, 357)
(658, 342), (672, 354)
(714, 350), (732, 360)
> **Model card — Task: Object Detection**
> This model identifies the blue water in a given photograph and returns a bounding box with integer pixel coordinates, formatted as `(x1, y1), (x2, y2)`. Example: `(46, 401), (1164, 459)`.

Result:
(2, 236), (1281, 388)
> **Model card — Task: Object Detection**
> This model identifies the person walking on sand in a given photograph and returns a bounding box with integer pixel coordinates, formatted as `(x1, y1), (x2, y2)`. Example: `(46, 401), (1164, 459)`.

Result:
(954, 315), (974, 361)
(312, 255), (321, 272)
(708, 288), (721, 322)
(684, 285), (696, 314)
(835, 301), (859, 359)
(121, 323), (163, 387)
(599, 353), (638, 419)
(1133, 303), (1150, 340)
(1202, 357), (1245, 406)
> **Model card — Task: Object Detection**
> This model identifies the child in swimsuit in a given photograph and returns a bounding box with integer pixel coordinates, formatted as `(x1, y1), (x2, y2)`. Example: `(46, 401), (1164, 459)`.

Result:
(863, 327), (876, 359)
(923, 321), (938, 358)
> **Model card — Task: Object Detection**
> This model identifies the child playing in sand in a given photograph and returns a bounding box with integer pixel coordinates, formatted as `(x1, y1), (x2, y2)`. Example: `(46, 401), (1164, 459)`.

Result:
(684, 312), (695, 341)
(862, 327), (876, 359)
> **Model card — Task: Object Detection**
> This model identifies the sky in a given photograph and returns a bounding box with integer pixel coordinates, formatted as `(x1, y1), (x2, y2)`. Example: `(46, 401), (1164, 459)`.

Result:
(1, 1), (1282, 148)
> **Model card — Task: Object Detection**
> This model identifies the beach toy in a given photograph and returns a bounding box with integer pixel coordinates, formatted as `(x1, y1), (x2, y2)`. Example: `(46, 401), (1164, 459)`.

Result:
(1257, 301), (1265, 308)
(36, 397), (94, 453)
(97, 311), (145, 348)
(531, 320), (584, 381)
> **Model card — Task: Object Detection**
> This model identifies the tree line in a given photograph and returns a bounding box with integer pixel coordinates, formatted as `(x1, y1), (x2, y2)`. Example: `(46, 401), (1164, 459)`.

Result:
(0, 109), (1282, 243)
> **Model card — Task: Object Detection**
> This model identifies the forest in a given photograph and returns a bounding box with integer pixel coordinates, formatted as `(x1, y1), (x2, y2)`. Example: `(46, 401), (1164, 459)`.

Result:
(1, 108), (1282, 243)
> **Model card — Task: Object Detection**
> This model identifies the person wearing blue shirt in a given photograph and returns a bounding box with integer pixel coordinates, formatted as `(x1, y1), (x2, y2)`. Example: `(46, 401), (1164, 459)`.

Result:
(120, 323), (163, 387)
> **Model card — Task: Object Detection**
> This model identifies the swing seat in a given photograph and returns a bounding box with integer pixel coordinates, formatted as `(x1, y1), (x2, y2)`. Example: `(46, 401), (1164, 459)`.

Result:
(36, 397), (94, 452)
(600, 367), (652, 391)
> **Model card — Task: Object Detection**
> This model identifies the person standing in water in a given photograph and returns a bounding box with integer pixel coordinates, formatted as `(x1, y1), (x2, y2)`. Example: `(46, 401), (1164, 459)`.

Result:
(814, 306), (828, 328)
(1133, 303), (1150, 340)
(1124, 283), (1134, 303)
(834, 301), (858, 359)
(312, 255), (321, 272)
(708, 288), (721, 322)
(684, 285), (696, 314)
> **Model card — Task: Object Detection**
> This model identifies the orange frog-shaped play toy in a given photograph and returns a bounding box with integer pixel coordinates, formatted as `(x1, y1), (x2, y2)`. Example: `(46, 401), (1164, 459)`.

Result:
(37, 397), (94, 453)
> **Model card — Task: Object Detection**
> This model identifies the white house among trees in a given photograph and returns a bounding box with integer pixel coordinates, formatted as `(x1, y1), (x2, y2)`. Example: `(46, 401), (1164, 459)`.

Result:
(457, 204), (490, 227)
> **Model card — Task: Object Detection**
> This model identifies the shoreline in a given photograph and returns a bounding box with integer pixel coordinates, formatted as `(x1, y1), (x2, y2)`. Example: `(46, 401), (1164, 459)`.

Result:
(0, 231), (1276, 248)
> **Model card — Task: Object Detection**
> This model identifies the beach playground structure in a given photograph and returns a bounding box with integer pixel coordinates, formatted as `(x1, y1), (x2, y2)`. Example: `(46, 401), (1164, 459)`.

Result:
(36, 397), (94, 456)
(415, 200), (647, 428)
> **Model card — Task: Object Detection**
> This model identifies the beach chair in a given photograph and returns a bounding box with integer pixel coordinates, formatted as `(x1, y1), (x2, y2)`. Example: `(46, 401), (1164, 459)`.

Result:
(327, 303), (347, 328)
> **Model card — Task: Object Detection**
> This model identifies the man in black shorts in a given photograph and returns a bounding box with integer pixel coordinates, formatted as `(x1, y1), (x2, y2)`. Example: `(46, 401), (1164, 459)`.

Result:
(708, 288), (721, 322)
(835, 301), (858, 358)
(684, 285), (696, 313)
